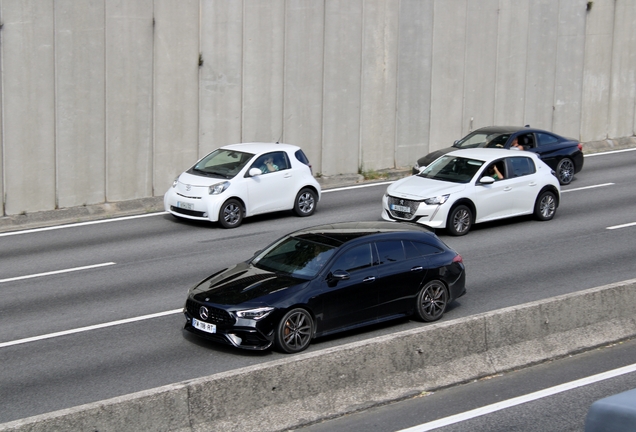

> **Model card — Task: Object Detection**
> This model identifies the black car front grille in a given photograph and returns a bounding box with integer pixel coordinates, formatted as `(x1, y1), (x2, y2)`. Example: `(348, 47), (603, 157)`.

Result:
(186, 299), (235, 325)
(387, 196), (420, 220)
(171, 206), (206, 218)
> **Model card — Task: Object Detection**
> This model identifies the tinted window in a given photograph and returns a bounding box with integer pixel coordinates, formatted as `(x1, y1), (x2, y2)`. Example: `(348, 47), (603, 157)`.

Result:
(411, 241), (443, 256)
(295, 149), (311, 166)
(536, 133), (559, 147)
(331, 244), (373, 273)
(375, 241), (405, 265)
(252, 236), (337, 278)
(508, 157), (536, 177)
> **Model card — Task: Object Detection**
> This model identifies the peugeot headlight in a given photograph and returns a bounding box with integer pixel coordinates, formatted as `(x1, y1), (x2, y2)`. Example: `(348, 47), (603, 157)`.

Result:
(235, 307), (274, 321)
(424, 194), (449, 205)
(209, 181), (230, 195)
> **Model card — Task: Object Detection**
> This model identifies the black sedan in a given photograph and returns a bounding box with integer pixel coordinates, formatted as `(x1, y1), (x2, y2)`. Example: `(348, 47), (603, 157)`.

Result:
(412, 126), (584, 185)
(183, 221), (466, 353)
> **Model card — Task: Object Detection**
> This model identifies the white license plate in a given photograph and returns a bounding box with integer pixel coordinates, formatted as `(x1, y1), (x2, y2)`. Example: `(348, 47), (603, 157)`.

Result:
(177, 201), (194, 211)
(192, 318), (216, 334)
(390, 204), (411, 213)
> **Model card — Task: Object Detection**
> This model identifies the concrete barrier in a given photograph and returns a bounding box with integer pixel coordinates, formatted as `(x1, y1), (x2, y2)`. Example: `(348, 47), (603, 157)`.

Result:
(2, 278), (636, 432)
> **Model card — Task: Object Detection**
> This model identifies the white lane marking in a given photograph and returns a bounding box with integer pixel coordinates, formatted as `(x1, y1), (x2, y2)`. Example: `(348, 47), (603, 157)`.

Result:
(561, 183), (614, 193)
(607, 222), (636, 230)
(585, 147), (636, 157)
(0, 309), (183, 349)
(397, 363), (636, 432)
(0, 212), (166, 237)
(322, 181), (394, 193)
(0, 262), (116, 283)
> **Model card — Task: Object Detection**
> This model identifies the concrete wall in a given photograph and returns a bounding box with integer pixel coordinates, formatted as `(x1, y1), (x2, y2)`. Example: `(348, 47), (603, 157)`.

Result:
(1, 0), (635, 216)
(2, 278), (635, 432)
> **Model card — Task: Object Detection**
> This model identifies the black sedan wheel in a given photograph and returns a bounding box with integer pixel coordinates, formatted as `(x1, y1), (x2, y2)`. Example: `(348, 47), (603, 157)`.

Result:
(415, 280), (448, 322)
(293, 188), (317, 217)
(219, 199), (243, 228)
(556, 158), (575, 185)
(534, 190), (557, 221)
(274, 308), (314, 353)
(447, 205), (472, 236)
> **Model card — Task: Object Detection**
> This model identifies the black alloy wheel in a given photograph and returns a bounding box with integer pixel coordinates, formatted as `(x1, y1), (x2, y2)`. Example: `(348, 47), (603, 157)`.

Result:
(556, 158), (575, 185)
(219, 199), (243, 228)
(275, 308), (314, 353)
(534, 190), (557, 221)
(447, 205), (472, 236)
(415, 280), (449, 322)
(293, 188), (317, 217)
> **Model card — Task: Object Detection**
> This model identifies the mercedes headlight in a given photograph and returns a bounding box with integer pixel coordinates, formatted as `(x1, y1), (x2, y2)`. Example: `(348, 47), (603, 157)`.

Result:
(235, 307), (274, 321)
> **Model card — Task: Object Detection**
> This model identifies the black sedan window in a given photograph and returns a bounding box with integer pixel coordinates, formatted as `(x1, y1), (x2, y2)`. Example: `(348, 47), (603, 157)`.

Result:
(252, 236), (336, 278)
(331, 244), (373, 273)
(408, 241), (443, 257)
(536, 132), (559, 147)
(375, 241), (405, 264)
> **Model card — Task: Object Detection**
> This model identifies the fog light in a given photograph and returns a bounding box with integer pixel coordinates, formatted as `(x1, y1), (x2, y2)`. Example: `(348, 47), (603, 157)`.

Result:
(203, 212), (208, 217)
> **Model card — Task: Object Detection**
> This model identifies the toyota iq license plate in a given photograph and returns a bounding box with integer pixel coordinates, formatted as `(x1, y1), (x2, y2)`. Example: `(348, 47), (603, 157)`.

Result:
(177, 201), (194, 211)
(192, 318), (216, 334)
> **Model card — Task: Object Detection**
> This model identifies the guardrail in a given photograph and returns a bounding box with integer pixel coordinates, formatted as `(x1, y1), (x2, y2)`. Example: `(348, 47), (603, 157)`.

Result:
(2, 278), (636, 432)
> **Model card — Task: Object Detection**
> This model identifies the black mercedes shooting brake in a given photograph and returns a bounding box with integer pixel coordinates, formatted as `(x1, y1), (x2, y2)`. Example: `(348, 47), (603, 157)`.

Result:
(183, 221), (466, 353)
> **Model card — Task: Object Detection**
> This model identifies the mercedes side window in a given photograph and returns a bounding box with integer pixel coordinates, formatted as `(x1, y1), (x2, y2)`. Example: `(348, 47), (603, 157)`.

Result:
(331, 244), (373, 273)
(409, 241), (443, 257)
(375, 241), (405, 265)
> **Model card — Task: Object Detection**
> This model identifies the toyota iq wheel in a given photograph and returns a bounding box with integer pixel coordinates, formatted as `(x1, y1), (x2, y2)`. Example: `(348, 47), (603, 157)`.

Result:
(219, 199), (243, 228)
(274, 308), (313, 353)
(293, 188), (317, 217)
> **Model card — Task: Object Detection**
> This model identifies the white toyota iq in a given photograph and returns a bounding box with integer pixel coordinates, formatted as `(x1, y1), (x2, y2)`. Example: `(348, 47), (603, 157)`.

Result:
(382, 148), (561, 235)
(164, 143), (321, 228)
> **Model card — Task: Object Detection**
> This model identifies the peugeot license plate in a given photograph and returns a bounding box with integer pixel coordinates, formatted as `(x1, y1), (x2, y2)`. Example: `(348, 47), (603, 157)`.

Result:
(192, 318), (216, 334)
(390, 204), (411, 213)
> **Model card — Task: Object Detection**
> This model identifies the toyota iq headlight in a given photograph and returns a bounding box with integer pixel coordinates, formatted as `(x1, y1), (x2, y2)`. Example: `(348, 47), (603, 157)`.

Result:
(209, 181), (230, 195)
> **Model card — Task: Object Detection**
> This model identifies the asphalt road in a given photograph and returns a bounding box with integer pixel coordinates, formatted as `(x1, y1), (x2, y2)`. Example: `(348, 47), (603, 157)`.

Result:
(1, 149), (635, 424)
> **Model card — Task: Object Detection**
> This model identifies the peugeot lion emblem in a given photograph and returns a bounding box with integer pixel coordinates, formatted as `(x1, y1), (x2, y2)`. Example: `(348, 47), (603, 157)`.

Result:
(400, 199), (405, 205)
(199, 306), (209, 320)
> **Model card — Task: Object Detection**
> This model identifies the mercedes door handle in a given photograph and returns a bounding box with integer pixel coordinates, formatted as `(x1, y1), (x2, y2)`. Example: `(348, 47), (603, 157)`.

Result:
(411, 266), (423, 272)
(363, 276), (376, 283)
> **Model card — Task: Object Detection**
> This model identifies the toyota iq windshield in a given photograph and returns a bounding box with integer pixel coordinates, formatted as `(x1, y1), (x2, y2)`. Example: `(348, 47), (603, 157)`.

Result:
(418, 155), (484, 183)
(188, 149), (254, 179)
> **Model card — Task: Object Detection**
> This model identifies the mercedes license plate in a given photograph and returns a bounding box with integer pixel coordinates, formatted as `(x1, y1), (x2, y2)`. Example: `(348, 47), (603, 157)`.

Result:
(192, 318), (216, 334)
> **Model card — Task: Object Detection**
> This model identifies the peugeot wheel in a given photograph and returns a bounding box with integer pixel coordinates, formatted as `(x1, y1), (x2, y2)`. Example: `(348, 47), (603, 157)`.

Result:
(556, 158), (575, 185)
(415, 280), (449, 322)
(293, 188), (317, 217)
(447, 205), (472, 236)
(275, 308), (314, 353)
(534, 190), (557, 221)
(219, 199), (243, 228)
